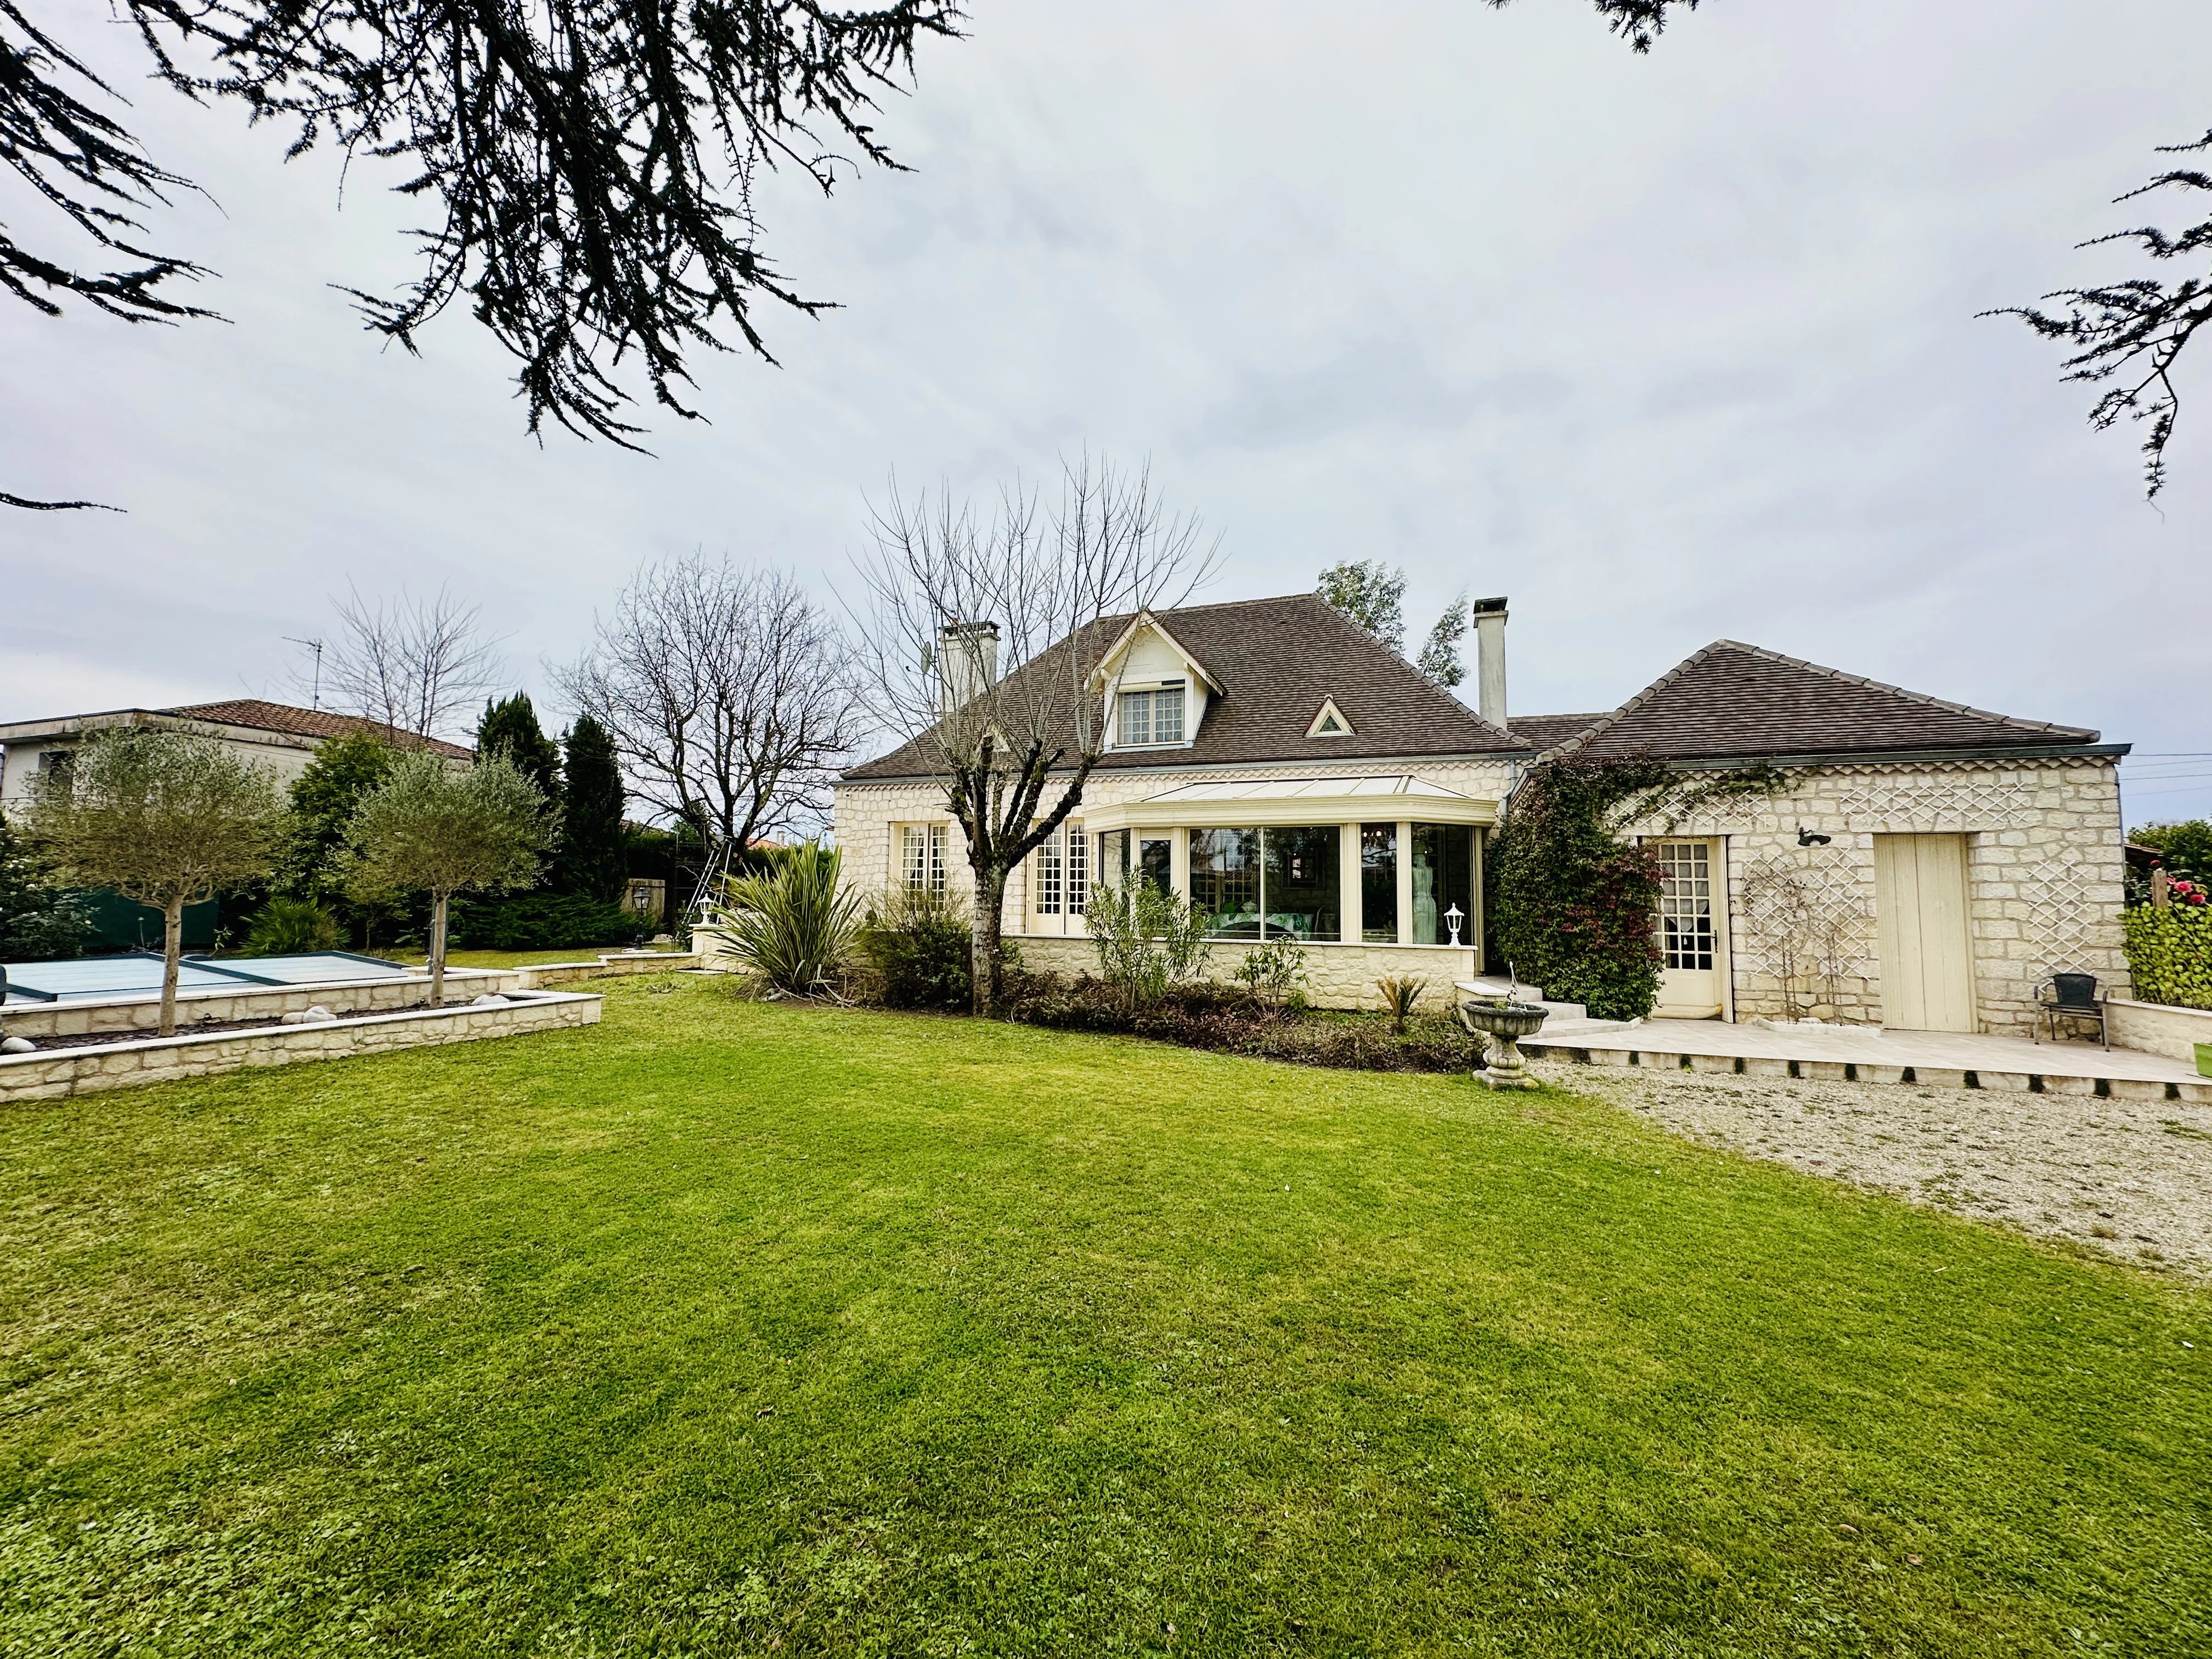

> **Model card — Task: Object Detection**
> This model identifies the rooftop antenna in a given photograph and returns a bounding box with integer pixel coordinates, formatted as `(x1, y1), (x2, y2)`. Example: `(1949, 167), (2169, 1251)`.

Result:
(285, 636), (324, 709)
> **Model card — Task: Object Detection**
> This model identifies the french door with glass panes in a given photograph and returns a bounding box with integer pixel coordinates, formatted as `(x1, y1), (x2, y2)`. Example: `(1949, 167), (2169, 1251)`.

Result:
(1651, 838), (1726, 1018)
(1028, 820), (1088, 936)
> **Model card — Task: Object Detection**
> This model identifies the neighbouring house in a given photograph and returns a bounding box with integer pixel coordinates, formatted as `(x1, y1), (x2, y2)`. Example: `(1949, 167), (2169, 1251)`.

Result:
(0, 699), (471, 950)
(833, 594), (2131, 1035)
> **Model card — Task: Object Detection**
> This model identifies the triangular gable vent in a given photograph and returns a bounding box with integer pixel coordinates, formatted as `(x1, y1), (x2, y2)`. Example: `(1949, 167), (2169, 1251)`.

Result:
(1306, 698), (1354, 738)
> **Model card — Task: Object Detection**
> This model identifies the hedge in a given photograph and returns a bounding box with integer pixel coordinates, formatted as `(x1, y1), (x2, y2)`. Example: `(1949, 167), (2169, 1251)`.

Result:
(2122, 904), (2212, 1011)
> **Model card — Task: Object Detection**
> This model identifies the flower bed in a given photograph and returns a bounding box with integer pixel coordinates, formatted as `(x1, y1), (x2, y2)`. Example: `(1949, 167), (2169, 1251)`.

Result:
(999, 972), (1487, 1075)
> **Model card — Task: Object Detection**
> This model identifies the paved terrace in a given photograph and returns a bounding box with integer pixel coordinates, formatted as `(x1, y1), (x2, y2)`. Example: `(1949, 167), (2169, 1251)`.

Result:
(1519, 1014), (2211, 1105)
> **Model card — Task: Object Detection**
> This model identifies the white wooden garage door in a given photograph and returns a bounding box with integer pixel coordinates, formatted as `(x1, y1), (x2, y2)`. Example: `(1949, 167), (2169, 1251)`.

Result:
(1872, 833), (1976, 1032)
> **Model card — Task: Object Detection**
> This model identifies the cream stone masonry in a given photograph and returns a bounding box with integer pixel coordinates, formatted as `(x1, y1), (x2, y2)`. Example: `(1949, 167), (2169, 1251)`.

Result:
(1625, 757), (2128, 1036)
(0, 991), (602, 1103)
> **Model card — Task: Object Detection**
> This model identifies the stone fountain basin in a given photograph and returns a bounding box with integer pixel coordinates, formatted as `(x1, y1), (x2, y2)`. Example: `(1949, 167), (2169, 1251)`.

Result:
(1455, 1000), (1551, 1040)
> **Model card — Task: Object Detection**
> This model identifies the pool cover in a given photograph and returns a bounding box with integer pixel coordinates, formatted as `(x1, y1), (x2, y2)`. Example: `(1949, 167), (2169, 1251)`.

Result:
(2, 951), (412, 1004)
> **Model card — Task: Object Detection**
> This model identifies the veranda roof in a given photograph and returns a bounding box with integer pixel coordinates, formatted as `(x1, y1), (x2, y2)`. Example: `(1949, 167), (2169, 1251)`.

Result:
(1082, 774), (1497, 833)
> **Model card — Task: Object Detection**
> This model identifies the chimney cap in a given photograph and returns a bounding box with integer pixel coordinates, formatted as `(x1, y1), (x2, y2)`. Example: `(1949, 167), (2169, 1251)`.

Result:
(941, 619), (1000, 639)
(1470, 596), (1509, 616)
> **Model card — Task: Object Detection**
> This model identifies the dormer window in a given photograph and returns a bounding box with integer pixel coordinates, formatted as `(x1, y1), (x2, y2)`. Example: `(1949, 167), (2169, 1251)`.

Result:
(1116, 684), (1186, 747)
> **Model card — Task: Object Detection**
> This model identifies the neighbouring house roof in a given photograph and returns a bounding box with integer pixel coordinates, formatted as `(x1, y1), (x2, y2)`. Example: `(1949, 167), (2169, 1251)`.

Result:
(1552, 640), (2104, 765)
(170, 699), (473, 759)
(842, 593), (1521, 781)
(0, 698), (471, 760)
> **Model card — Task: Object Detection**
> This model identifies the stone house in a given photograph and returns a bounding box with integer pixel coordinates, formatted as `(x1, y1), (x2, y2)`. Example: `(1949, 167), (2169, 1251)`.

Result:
(833, 594), (2130, 1034)
(0, 699), (472, 951)
(0, 699), (471, 815)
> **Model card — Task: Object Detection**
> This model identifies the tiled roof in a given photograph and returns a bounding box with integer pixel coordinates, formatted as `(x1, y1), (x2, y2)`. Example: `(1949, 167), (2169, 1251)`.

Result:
(843, 593), (1520, 780)
(171, 699), (474, 759)
(1506, 713), (1610, 753)
(1553, 641), (2100, 764)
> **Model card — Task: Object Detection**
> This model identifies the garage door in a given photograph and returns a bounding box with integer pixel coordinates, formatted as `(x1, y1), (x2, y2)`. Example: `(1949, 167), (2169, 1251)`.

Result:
(1872, 833), (1976, 1032)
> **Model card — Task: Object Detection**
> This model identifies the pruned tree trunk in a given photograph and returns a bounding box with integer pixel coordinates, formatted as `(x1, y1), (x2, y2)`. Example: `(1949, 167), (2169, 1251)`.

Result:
(159, 899), (184, 1037)
(429, 891), (449, 1008)
(970, 864), (1010, 1016)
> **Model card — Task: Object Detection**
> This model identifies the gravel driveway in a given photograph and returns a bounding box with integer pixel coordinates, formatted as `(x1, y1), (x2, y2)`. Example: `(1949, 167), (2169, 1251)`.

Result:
(1536, 1057), (2212, 1278)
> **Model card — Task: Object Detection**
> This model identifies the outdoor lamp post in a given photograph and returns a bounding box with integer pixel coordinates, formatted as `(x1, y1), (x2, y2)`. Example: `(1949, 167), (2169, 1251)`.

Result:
(1445, 903), (1464, 947)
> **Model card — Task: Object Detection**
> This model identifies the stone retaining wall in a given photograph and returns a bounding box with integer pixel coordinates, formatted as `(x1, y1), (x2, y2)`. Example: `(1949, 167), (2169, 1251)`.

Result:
(0, 970), (521, 1042)
(1520, 1035), (2212, 1107)
(514, 951), (700, 989)
(2105, 998), (2212, 1065)
(0, 991), (601, 1104)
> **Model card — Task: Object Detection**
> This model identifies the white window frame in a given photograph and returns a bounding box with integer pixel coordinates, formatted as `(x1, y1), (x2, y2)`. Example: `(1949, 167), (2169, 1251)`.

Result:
(899, 822), (949, 896)
(1113, 681), (1188, 749)
(1031, 820), (1088, 917)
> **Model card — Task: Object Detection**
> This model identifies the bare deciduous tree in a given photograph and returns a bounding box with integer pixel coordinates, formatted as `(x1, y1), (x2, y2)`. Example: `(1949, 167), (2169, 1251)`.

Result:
(850, 455), (1220, 1015)
(557, 555), (862, 857)
(322, 584), (504, 743)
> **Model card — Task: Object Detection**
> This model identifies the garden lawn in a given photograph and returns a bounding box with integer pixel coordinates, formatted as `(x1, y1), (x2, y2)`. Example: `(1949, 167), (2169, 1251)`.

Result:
(2, 981), (2207, 1657)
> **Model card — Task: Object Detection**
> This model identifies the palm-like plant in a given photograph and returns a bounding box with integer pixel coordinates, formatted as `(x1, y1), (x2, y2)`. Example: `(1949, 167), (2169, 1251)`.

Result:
(709, 843), (861, 998)
(1375, 975), (1428, 1034)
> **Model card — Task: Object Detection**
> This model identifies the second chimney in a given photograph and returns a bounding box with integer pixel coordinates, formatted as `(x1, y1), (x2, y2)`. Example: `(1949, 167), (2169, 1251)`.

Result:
(1471, 597), (1508, 728)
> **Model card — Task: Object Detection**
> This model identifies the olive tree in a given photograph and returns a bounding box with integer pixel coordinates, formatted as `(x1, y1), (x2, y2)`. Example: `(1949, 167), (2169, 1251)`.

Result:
(24, 728), (285, 1035)
(346, 753), (550, 1006)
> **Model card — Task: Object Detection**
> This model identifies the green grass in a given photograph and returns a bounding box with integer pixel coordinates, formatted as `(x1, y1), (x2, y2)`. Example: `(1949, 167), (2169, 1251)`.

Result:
(2, 980), (2207, 1656)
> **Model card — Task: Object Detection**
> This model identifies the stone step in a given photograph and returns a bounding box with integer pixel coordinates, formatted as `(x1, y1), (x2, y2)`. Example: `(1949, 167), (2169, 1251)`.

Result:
(1457, 977), (1588, 1024)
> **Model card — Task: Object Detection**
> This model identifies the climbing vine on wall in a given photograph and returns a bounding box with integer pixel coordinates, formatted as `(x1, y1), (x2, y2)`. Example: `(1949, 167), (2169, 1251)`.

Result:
(1489, 757), (1786, 1021)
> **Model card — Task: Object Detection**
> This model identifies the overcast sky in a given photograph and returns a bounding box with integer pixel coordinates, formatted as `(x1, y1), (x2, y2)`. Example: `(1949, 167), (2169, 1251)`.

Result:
(3, 0), (2207, 825)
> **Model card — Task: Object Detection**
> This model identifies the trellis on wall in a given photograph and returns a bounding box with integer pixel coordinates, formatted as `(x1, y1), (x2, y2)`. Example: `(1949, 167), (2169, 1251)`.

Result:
(1736, 853), (1876, 1021)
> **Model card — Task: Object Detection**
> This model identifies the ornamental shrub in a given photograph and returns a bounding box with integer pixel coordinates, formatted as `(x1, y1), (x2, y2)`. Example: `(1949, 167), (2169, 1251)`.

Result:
(1488, 758), (1671, 1021)
(242, 897), (338, 955)
(2123, 904), (2212, 1010)
(708, 842), (860, 998)
(857, 885), (973, 1010)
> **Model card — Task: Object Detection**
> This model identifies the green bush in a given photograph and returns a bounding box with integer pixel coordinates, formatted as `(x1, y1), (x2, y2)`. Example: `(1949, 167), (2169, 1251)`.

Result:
(242, 898), (338, 955)
(857, 885), (972, 1010)
(2123, 903), (2212, 1010)
(1233, 938), (1307, 1008)
(449, 893), (653, 952)
(1086, 879), (1212, 1013)
(709, 842), (860, 997)
(2132, 819), (2212, 879)
(0, 813), (90, 962)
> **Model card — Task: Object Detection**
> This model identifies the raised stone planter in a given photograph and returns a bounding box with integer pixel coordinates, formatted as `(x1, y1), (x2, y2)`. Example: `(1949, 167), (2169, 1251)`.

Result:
(0, 990), (601, 1103)
(2104, 997), (2212, 1065)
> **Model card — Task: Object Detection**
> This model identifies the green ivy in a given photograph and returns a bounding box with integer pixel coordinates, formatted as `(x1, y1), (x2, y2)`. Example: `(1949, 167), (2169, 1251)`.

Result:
(2123, 904), (2212, 1010)
(1489, 757), (1785, 1022)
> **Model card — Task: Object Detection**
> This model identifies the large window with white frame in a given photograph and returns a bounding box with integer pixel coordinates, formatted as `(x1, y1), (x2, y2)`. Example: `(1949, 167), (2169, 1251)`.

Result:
(1032, 821), (1087, 917)
(899, 822), (949, 896)
(1115, 684), (1186, 747)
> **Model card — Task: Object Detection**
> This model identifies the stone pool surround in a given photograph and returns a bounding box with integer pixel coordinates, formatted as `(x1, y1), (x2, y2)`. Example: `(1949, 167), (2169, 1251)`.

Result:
(0, 989), (602, 1103)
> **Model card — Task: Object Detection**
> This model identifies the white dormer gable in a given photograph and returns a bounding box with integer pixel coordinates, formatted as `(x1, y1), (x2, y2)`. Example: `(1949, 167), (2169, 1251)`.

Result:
(1090, 611), (1221, 752)
(1305, 697), (1354, 738)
